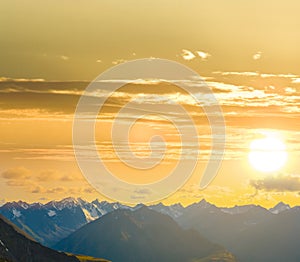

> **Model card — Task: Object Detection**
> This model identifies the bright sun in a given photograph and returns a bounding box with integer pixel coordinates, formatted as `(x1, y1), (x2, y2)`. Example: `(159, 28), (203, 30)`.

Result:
(248, 135), (288, 173)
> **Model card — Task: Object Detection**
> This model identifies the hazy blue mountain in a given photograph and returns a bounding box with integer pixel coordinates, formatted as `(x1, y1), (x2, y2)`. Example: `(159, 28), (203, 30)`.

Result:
(175, 200), (300, 262)
(177, 199), (272, 244)
(0, 214), (79, 262)
(54, 207), (236, 262)
(231, 207), (300, 262)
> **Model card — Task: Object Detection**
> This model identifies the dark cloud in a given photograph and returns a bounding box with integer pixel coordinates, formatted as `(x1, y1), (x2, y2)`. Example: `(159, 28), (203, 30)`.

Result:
(1, 167), (82, 184)
(134, 188), (152, 195)
(1, 167), (31, 180)
(0, 82), (82, 113)
(130, 188), (153, 200)
(250, 175), (300, 192)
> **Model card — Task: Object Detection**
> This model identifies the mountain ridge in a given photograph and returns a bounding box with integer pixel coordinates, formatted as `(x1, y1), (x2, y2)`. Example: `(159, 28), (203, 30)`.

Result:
(54, 206), (236, 262)
(0, 197), (296, 247)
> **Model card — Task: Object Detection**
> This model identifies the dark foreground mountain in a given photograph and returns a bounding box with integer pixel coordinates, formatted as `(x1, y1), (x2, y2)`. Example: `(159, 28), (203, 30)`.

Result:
(54, 207), (236, 262)
(0, 214), (79, 262)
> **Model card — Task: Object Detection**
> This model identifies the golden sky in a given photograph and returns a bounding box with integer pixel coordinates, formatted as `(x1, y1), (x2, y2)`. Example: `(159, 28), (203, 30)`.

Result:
(0, 0), (300, 207)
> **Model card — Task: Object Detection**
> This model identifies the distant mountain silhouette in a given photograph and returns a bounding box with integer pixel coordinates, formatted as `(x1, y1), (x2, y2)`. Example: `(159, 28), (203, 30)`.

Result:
(232, 207), (300, 261)
(0, 214), (79, 262)
(175, 200), (300, 262)
(54, 206), (236, 262)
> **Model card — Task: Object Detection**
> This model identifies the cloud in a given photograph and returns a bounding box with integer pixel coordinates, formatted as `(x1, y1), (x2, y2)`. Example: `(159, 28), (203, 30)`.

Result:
(0, 77), (45, 82)
(30, 185), (96, 195)
(60, 55), (69, 61)
(285, 87), (297, 94)
(177, 184), (233, 200)
(1, 167), (82, 183)
(181, 49), (196, 61)
(253, 51), (262, 60)
(261, 73), (298, 78)
(6, 180), (27, 187)
(212, 71), (299, 80)
(250, 174), (300, 192)
(96, 59), (102, 63)
(213, 71), (259, 77)
(31, 185), (45, 194)
(36, 169), (81, 182)
(196, 50), (211, 60)
(130, 188), (154, 200)
(1, 167), (31, 180)
(134, 188), (152, 195)
(292, 78), (300, 84)
(112, 59), (126, 65)
(45, 187), (67, 194)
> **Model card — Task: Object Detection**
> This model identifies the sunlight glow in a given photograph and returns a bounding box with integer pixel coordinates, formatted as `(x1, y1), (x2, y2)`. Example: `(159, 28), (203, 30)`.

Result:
(248, 135), (288, 173)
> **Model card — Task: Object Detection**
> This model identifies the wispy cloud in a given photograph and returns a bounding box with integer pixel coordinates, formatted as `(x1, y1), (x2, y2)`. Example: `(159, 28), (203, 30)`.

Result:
(292, 78), (300, 84)
(30, 185), (96, 195)
(0, 77), (45, 82)
(253, 51), (262, 60)
(60, 55), (69, 61)
(285, 87), (297, 94)
(261, 73), (298, 78)
(1, 167), (31, 180)
(196, 50), (211, 60)
(112, 59), (127, 65)
(1, 166), (82, 183)
(213, 71), (259, 77)
(181, 49), (196, 61)
(213, 71), (298, 79)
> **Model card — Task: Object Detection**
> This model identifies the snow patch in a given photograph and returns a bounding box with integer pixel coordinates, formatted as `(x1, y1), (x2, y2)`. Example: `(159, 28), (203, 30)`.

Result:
(0, 239), (9, 252)
(81, 207), (99, 222)
(48, 210), (56, 217)
(270, 202), (291, 214)
(12, 209), (21, 218)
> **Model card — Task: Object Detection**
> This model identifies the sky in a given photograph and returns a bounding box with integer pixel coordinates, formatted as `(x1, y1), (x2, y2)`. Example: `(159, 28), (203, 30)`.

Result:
(0, 0), (300, 207)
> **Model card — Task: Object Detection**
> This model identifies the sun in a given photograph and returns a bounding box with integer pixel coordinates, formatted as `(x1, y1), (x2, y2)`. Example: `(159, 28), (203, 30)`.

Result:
(248, 134), (288, 173)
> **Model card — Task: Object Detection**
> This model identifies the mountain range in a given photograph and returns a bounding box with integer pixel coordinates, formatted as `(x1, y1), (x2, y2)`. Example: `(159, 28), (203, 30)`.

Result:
(54, 206), (236, 262)
(1, 198), (299, 261)
(0, 198), (128, 247)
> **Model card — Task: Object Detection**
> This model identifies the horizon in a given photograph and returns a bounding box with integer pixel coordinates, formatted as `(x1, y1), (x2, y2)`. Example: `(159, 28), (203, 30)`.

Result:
(0, 196), (294, 210)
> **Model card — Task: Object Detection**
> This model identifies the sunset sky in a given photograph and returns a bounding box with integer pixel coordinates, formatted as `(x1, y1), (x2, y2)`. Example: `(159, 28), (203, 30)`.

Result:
(1, 0), (300, 207)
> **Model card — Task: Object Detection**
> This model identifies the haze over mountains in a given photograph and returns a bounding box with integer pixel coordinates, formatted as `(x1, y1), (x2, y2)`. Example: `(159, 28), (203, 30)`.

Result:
(1, 198), (300, 261)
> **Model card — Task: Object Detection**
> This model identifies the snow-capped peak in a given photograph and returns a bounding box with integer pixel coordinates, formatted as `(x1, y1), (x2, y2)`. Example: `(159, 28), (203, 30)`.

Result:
(270, 202), (291, 214)
(46, 197), (79, 210)
(221, 205), (256, 215)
